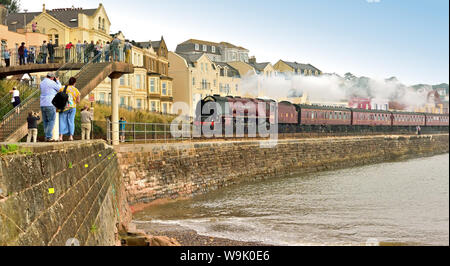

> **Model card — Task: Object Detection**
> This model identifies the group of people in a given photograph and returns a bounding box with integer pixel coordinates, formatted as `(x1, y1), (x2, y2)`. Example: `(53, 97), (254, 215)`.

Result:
(2, 43), (37, 66)
(1, 36), (133, 67)
(72, 36), (132, 63)
(25, 72), (93, 143)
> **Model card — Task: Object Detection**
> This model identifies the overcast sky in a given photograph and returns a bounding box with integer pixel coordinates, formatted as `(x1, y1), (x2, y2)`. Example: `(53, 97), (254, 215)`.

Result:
(18, 0), (449, 85)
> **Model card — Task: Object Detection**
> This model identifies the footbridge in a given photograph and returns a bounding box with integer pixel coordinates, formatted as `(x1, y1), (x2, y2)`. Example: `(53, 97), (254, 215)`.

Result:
(0, 63), (85, 79)
(0, 60), (133, 144)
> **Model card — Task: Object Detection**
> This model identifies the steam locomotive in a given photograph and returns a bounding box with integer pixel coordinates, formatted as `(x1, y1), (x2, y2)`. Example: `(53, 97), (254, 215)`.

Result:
(194, 95), (449, 134)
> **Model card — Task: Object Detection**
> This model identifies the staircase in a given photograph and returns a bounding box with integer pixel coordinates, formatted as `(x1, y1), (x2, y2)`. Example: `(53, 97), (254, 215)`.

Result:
(0, 61), (133, 142)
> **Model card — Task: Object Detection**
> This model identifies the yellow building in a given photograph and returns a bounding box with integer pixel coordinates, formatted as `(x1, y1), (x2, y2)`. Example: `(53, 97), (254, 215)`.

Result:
(6, 4), (111, 46)
(92, 37), (173, 114)
(168, 52), (241, 118)
(274, 60), (322, 76)
(228, 57), (278, 98)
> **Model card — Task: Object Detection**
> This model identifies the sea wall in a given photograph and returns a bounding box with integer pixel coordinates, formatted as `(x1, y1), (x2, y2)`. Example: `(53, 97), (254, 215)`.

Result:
(117, 134), (449, 207)
(0, 140), (131, 246)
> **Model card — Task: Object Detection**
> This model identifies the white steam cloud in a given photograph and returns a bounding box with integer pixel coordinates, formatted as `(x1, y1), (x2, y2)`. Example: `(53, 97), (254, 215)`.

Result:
(239, 72), (433, 111)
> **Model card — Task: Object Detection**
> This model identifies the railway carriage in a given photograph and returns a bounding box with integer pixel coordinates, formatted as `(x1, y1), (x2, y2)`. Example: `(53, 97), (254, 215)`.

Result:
(278, 101), (298, 133)
(295, 105), (352, 132)
(424, 113), (449, 132)
(391, 111), (425, 132)
(351, 109), (392, 132)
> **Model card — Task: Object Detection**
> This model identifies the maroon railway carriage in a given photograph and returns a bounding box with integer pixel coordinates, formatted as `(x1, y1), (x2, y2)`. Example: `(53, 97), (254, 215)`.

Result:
(352, 109), (392, 127)
(425, 113), (450, 127)
(391, 111), (425, 127)
(278, 101), (298, 132)
(298, 105), (352, 125)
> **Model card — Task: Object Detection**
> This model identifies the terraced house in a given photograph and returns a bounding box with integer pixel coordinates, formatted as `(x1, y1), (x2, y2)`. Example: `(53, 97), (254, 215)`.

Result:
(274, 60), (322, 76)
(175, 39), (250, 63)
(168, 52), (241, 118)
(94, 36), (173, 113)
(228, 56), (278, 98)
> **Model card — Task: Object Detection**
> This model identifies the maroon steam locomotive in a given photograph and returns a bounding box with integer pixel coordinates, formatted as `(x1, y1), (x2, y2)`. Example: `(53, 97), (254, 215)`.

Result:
(194, 95), (449, 134)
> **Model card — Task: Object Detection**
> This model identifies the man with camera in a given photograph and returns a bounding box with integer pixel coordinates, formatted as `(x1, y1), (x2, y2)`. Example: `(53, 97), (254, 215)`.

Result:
(27, 111), (40, 143)
(40, 72), (61, 142)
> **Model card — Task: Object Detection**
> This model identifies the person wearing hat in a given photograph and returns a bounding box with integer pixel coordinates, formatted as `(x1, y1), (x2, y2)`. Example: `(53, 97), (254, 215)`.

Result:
(40, 72), (61, 142)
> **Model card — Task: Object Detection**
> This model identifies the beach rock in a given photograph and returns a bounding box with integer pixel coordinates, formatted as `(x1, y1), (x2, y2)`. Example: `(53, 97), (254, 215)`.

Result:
(149, 236), (180, 246)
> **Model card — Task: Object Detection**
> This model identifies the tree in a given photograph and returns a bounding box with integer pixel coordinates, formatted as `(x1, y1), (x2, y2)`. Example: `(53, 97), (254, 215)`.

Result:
(0, 0), (21, 13)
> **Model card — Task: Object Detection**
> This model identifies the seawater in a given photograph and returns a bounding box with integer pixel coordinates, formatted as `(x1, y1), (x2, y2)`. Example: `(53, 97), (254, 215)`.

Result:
(134, 154), (449, 246)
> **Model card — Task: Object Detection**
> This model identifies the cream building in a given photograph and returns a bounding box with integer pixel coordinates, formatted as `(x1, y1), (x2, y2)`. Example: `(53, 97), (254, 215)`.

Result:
(7, 4), (111, 46)
(168, 52), (241, 117)
(175, 39), (250, 63)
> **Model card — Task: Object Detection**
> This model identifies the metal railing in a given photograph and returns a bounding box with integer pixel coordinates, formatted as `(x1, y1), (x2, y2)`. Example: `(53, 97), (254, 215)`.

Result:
(0, 54), (78, 122)
(0, 49), (108, 141)
(104, 119), (448, 145)
(1, 43), (130, 68)
(106, 120), (193, 144)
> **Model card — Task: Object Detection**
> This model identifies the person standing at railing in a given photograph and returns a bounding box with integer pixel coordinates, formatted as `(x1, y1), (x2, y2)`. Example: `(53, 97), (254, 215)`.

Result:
(24, 46), (29, 65)
(104, 41), (110, 62)
(58, 77), (80, 142)
(81, 105), (93, 140)
(87, 41), (95, 62)
(76, 40), (83, 63)
(111, 36), (121, 62)
(48, 40), (55, 63)
(3, 49), (10, 67)
(94, 41), (102, 63)
(83, 41), (89, 63)
(26, 111), (40, 143)
(28, 47), (35, 64)
(40, 72), (61, 142)
(41, 41), (48, 64)
(18, 42), (26, 65)
(124, 40), (132, 64)
(65, 42), (74, 63)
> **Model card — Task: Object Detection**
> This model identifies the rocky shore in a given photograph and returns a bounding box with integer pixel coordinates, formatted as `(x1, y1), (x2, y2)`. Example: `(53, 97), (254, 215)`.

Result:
(134, 222), (270, 246)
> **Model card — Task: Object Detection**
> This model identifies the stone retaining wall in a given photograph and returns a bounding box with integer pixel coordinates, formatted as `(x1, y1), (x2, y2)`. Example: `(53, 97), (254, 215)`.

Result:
(117, 135), (449, 207)
(0, 140), (131, 246)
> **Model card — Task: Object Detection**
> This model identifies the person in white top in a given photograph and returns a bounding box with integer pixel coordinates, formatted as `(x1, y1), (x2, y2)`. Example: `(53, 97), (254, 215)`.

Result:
(10, 87), (21, 115)
(10, 87), (21, 108)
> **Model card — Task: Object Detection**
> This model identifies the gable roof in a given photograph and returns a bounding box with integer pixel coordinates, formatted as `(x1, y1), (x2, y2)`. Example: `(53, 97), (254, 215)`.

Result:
(176, 42), (222, 56)
(6, 7), (98, 30)
(250, 62), (270, 72)
(281, 60), (321, 73)
(177, 53), (205, 67)
(135, 40), (161, 50)
(180, 39), (248, 51)
(213, 61), (240, 78)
